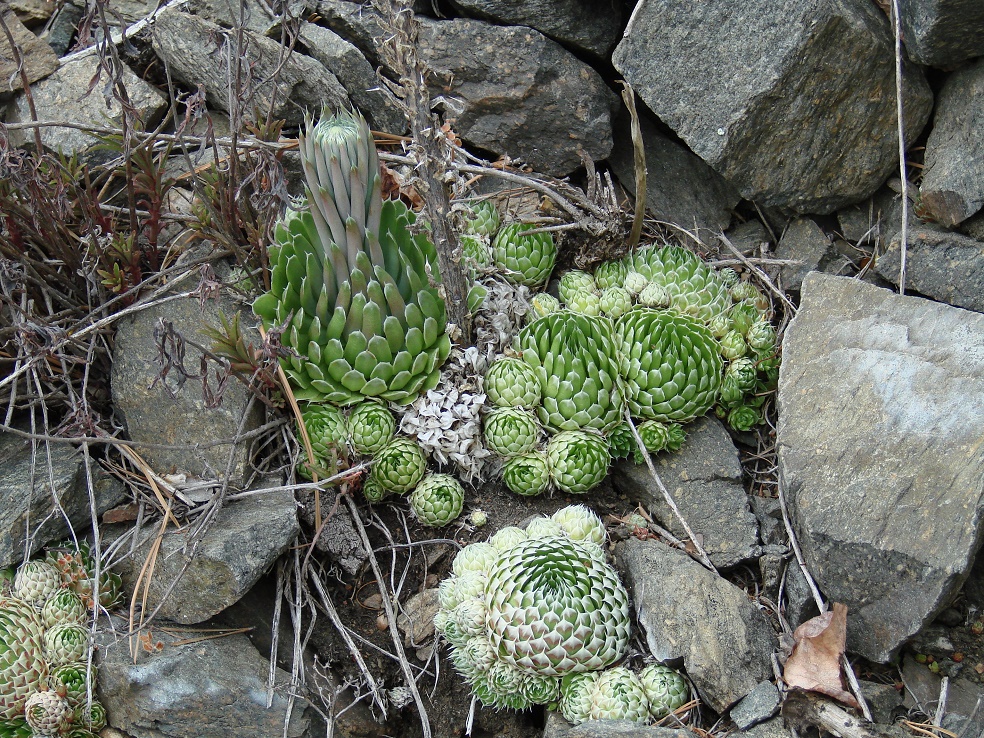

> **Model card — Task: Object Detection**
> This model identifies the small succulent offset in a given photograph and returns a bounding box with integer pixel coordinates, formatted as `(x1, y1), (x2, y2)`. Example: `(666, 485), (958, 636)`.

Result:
(253, 109), (451, 406)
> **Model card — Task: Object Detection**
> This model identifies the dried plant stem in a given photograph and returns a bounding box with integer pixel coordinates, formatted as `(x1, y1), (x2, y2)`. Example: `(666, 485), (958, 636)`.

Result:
(889, 0), (909, 294)
(619, 81), (647, 250)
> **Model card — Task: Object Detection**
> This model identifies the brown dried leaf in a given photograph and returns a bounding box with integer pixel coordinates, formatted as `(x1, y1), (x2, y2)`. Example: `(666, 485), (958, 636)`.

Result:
(783, 602), (860, 708)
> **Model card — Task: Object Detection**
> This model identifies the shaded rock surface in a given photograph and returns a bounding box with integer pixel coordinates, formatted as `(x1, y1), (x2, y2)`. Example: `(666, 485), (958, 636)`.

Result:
(897, 0), (984, 67)
(778, 273), (984, 662)
(109, 480), (299, 623)
(543, 713), (698, 738)
(96, 616), (311, 738)
(919, 59), (984, 228)
(612, 0), (933, 213)
(615, 537), (777, 712)
(7, 52), (167, 157)
(417, 17), (616, 176)
(608, 110), (739, 234)
(876, 225), (984, 313)
(151, 8), (349, 127)
(611, 416), (759, 568)
(730, 681), (781, 730)
(0, 430), (128, 568)
(0, 7), (59, 89)
(110, 281), (262, 483)
(775, 218), (834, 291)
(447, 0), (622, 57)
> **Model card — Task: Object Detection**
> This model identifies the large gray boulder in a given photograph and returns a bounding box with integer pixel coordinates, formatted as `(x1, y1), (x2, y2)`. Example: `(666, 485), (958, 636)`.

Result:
(778, 273), (984, 662)
(615, 537), (777, 712)
(447, 0), (622, 57)
(897, 0), (984, 67)
(612, 0), (933, 213)
(918, 59), (984, 228)
(0, 7), (59, 90)
(417, 18), (617, 176)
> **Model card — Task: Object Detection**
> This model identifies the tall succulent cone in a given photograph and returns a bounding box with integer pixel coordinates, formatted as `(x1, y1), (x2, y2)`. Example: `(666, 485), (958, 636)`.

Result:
(483, 407), (541, 457)
(626, 244), (732, 323)
(409, 473), (464, 527)
(502, 451), (551, 497)
(0, 598), (47, 720)
(617, 308), (723, 423)
(551, 504), (606, 545)
(639, 663), (690, 719)
(747, 319), (777, 354)
(23, 690), (71, 736)
(484, 357), (541, 409)
(589, 666), (652, 723)
(491, 223), (557, 287)
(369, 436), (427, 494)
(253, 109), (451, 405)
(517, 312), (625, 433)
(485, 535), (630, 676)
(547, 430), (611, 494)
(347, 400), (396, 455)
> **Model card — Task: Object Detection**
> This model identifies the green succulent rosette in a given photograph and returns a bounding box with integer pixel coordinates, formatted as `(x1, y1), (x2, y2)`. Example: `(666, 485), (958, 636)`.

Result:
(501, 451), (551, 497)
(44, 543), (122, 609)
(484, 357), (541, 409)
(547, 430), (611, 494)
(725, 357), (758, 394)
(638, 420), (672, 454)
(517, 311), (625, 433)
(483, 407), (541, 457)
(463, 200), (501, 237)
(594, 259), (628, 290)
(409, 473), (464, 527)
(452, 543), (499, 576)
(460, 234), (491, 265)
(559, 671), (601, 726)
(625, 244), (732, 323)
(665, 423), (686, 452)
(639, 663), (690, 719)
(558, 270), (597, 305)
(370, 436), (427, 494)
(24, 690), (71, 736)
(43, 623), (88, 667)
(347, 400), (397, 455)
(720, 329), (749, 360)
(298, 403), (347, 477)
(589, 666), (652, 723)
(0, 718), (32, 738)
(361, 476), (391, 503)
(599, 286), (633, 318)
(731, 280), (762, 303)
(616, 308), (723, 423)
(73, 699), (107, 733)
(606, 422), (637, 460)
(253, 109), (451, 405)
(729, 301), (760, 336)
(48, 662), (93, 705)
(40, 589), (87, 629)
(484, 535), (630, 676)
(491, 223), (557, 287)
(0, 598), (47, 720)
(638, 281), (671, 309)
(489, 526), (528, 551)
(13, 560), (60, 605)
(551, 504), (606, 546)
(718, 267), (740, 287)
(527, 292), (561, 322)
(728, 404), (762, 432)
(623, 271), (648, 296)
(566, 291), (602, 316)
(747, 319), (777, 354)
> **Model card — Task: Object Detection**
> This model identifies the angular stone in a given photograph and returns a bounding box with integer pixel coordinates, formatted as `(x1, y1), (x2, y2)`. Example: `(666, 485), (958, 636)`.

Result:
(730, 681), (781, 730)
(610, 416), (759, 569)
(0, 430), (128, 568)
(608, 110), (739, 234)
(96, 616), (311, 738)
(775, 218), (833, 291)
(612, 0), (932, 213)
(417, 18), (616, 176)
(778, 273), (984, 662)
(0, 7), (58, 90)
(7, 53), (167, 157)
(314, 0), (389, 66)
(858, 679), (903, 724)
(615, 537), (777, 712)
(297, 22), (407, 134)
(110, 479), (299, 623)
(919, 59), (984, 227)
(741, 718), (795, 738)
(151, 8), (349, 127)
(543, 712), (697, 738)
(876, 225), (984, 313)
(110, 285), (262, 482)
(447, 0), (622, 57)
(898, 0), (984, 68)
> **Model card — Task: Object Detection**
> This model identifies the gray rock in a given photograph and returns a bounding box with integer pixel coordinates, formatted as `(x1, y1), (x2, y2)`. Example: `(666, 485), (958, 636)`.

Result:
(543, 713), (696, 737)
(740, 718), (795, 738)
(151, 8), (349, 127)
(0, 430), (129, 568)
(96, 616), (311, 738)
(311, 503), (367, 577)
(610, 416), (759, 569)
(775, 218), (833, 291)
(186, 0), (305, 36)
(898, 0), (984, 67)
(447, 0), (622, 58)
(615, 537), (777, 712)
(110, 479), (299, 623)
(608, 110), (739, 234)
(612, 0), (933, 213)
(40, 2), (84, 56)
(858, 679), (903, 724)
(749, 496), (785, 547)
(110, 281), (262, 482)
(313, 0), (389, 66)
(876, 225), (984, 313)
(919, 59), (984, 227)
(724, 219), (773, 256)
(730, 681), (780, 730)
(836, 186), (914, 248)
(397, 588), (440, 649)
(297, 22), (406, 134)
(6, 53), (167, 158)
(778, 273), (984, 662)
(417, 18), (617, 176)
(901, 653), (984, 737)
(0, 7), (59, 90)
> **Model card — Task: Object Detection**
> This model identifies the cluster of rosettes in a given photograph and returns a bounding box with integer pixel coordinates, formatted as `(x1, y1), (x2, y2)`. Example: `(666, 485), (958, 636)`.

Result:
(433, 505), (690, 726)
(1, 545), (117, 738)
(299, 401), (464, 527)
